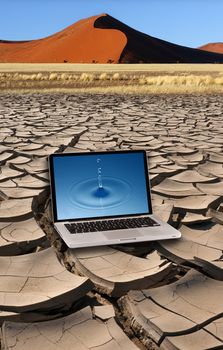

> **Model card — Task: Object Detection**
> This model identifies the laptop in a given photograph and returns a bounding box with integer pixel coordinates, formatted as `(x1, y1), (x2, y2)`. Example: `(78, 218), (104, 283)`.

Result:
(48, 150), (181, 248)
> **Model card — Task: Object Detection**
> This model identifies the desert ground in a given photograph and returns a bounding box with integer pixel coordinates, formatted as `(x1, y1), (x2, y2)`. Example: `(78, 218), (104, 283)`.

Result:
(0, 89), (223, 349)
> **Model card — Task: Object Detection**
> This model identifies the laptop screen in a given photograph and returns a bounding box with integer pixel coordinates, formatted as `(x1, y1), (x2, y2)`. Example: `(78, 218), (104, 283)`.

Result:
(50, 151), (152, 221)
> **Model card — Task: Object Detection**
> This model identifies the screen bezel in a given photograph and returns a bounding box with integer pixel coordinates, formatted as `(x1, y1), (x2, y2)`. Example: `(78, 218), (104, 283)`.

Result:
(48, 150), (153, 222)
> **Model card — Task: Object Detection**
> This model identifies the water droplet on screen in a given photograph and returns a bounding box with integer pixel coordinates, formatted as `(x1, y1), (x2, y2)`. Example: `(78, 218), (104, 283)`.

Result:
(97, 158), (103, 188)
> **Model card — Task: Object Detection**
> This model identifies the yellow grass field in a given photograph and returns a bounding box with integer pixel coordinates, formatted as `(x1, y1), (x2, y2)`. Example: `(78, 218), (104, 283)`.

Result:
(0, 63), (223, 93)
(1, 63), (223, 73)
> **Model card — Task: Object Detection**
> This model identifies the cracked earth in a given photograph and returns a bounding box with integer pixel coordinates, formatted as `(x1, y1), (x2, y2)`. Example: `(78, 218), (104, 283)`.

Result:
(0, 93), (223, 349)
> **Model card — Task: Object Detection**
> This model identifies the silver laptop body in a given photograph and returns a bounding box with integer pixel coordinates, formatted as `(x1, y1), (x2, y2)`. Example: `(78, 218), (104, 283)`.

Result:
(48, 150), (181, 248)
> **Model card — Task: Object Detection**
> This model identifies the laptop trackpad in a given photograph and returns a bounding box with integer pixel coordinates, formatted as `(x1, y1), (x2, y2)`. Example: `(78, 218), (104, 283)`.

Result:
(103, 230), (142, 240)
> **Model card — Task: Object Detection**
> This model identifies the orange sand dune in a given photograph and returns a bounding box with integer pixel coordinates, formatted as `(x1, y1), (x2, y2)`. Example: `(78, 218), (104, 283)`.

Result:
(1, 14), (223, 64)
(0, 14), (127, 63)
(94, 15), (223, 63)
(199, 43), (223, 54)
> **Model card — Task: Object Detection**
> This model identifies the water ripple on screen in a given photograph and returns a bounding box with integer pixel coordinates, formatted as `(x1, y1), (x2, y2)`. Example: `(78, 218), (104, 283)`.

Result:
(68, 177), (132, 210)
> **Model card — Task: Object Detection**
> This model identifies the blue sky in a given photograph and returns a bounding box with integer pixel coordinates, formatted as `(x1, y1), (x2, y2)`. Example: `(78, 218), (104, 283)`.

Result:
(0, 0), (222, 48)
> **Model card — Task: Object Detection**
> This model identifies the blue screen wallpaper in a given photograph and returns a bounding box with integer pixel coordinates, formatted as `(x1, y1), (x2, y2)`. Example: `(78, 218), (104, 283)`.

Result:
(52, 152), (150, 220)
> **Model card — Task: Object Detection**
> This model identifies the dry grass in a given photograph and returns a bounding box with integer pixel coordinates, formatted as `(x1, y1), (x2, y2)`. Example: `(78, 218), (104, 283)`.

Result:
(0, 66), (223, 94)
(1, 85), (223, 95)
(1, 63), (223, 73)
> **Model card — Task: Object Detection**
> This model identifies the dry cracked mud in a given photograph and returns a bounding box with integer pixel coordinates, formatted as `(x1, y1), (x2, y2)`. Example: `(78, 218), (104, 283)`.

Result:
(0, 93), (223, 349)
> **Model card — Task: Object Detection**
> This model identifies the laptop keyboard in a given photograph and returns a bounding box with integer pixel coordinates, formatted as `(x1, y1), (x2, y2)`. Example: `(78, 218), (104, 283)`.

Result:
(65, 217), (160, 234)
